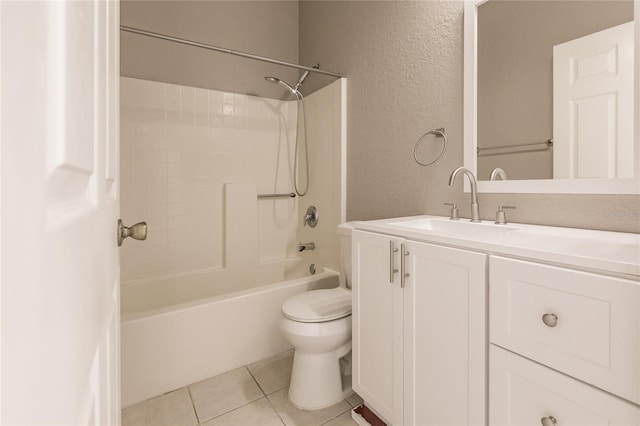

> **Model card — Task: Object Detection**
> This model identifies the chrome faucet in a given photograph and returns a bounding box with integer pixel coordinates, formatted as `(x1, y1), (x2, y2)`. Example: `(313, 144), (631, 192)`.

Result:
(448, 167), (481, 222)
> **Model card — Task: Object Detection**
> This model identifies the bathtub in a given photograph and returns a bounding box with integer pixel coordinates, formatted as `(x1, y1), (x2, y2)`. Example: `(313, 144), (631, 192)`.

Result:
(120, 263), (340, 407)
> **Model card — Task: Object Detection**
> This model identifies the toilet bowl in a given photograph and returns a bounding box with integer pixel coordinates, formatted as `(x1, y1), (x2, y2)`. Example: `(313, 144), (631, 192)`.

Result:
(279, 222), (354, 410)
(280, 287), (352, 410)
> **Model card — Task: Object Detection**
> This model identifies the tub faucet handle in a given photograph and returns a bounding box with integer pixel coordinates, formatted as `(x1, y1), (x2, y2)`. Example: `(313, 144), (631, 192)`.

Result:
(303, 206), (319, 227)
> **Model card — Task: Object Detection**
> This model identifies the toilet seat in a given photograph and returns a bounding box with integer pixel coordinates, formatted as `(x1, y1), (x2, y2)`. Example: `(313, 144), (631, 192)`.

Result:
(282, 288), (351, 323)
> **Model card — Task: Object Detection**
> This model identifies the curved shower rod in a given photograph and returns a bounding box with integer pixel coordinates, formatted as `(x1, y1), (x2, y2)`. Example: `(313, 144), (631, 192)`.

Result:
(120, 25), (346, 79)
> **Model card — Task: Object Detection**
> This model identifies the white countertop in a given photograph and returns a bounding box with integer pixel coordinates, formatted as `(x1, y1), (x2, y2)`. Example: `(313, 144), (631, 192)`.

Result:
(353, 215), (640, 278)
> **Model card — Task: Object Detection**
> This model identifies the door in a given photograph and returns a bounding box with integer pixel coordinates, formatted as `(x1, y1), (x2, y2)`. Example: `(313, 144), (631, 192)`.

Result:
(352, 230), (403, 425)
(1, 1), (120, 424)
(403, 241), (486, 426)
(553, 22), (635, 179)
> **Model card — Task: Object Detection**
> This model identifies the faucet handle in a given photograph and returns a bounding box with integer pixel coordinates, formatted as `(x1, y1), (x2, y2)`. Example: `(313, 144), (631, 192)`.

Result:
(444, 202), (460, 220)
(495, 205), (516, 225)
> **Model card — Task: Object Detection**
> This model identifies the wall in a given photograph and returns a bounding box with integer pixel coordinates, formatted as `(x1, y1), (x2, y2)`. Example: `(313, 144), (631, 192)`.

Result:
(120, 1), (301, 99)
(477, 1), (633, 180)
(120, 77), (299, 284)
(299, 0), (640, 233)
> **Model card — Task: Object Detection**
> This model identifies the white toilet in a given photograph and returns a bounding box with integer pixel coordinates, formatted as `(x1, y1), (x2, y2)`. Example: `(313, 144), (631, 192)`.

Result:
(279, 223), (354, 410)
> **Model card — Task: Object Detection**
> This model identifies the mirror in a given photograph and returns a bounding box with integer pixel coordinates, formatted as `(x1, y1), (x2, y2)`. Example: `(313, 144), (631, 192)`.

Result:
(464, 0), (640, 194)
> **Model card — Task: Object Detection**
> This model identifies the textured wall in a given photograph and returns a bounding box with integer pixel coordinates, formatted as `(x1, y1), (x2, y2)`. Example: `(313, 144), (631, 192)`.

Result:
(121, 1), (300, 99)
(299, 0), (640, 233)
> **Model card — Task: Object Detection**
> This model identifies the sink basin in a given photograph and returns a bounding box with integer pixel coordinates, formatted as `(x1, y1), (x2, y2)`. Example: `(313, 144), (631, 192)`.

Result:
(389, 217), (520, 239)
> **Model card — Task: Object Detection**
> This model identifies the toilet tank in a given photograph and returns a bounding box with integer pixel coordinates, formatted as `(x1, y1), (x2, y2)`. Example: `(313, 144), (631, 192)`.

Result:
(337, 223), (354, 289)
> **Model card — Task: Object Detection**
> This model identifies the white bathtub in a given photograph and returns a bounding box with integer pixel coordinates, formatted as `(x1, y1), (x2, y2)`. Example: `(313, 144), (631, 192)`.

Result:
(120, 264), (340, 407)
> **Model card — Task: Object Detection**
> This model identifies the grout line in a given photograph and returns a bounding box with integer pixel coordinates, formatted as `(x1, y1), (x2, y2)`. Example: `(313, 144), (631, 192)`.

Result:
(320, 399), (356, 426)
(264, 391), (287, 426)
(245, 365), (267, 397)
(186, 385), (201, 425)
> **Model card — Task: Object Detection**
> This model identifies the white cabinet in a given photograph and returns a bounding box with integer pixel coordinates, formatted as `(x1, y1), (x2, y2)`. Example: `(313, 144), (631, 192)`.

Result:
(352, 230), (487, 426)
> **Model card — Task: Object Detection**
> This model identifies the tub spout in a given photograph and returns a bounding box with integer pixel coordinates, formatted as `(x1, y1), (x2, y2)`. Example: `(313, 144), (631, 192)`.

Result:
(299, 242), (315, 252)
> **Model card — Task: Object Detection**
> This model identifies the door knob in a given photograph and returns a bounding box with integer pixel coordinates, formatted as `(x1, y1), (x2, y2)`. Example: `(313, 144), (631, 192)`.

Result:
(118, 219), (147, 246)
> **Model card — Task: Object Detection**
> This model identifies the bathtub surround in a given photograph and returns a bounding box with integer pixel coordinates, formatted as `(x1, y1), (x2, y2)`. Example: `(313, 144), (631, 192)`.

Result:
(298, 1), (640, 233)
(121, 77), (345, 285)
(120, 77), (299, 283)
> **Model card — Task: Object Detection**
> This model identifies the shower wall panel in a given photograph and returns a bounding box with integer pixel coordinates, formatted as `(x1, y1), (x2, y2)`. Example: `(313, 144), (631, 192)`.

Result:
(120, 77), (298, 283)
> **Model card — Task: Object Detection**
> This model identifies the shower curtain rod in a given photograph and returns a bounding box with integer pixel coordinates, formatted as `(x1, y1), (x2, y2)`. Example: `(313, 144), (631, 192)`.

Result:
(120, 25), (346, 79)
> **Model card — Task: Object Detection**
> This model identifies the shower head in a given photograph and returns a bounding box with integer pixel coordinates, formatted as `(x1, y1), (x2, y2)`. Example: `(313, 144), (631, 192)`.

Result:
(264, 76), (299, 97)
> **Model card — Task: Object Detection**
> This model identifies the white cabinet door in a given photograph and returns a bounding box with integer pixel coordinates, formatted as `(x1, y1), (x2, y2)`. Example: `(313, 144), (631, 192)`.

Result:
(1, 1), (120, 424)
(352, 230), (404, 425)
(403, 241), (487, 426)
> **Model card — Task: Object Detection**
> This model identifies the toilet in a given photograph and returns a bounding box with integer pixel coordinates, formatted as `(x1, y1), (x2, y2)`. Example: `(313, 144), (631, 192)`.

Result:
(279, 223), (354, 410)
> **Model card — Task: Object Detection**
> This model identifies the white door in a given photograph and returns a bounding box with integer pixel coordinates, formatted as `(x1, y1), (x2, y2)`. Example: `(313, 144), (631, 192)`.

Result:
(352, 230), (403, 425)
(553, 22), (635, 179)
(402, 241), (486, 426)
(1, 1), (120, 424)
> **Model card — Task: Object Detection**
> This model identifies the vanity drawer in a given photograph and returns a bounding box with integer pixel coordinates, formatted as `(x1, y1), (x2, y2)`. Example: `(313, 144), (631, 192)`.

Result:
(490, 345), (640, 426)
(490, 256), (640, 404)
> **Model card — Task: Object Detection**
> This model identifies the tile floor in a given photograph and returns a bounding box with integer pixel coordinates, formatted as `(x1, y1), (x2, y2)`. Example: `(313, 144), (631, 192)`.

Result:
(122, 350), (363, 426)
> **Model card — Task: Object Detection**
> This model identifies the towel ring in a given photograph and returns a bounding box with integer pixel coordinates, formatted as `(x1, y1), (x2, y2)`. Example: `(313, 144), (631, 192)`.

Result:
(414, 128), (447, 166)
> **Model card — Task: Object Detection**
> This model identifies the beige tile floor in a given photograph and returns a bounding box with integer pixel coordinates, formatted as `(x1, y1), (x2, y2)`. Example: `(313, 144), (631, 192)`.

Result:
(122, 350), (363, 426)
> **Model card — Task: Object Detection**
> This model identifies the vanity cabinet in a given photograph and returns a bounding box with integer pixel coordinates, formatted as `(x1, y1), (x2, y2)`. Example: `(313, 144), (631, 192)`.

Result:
(352, 229), (487, 426)
(353, 215), (640, 426)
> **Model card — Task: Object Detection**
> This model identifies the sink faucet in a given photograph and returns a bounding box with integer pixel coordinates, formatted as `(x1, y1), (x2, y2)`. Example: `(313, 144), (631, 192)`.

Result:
(448, 167), (481, 222)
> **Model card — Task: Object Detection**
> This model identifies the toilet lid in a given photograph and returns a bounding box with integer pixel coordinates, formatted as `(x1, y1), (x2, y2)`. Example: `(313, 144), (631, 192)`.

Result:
(282, 288), (352, 323)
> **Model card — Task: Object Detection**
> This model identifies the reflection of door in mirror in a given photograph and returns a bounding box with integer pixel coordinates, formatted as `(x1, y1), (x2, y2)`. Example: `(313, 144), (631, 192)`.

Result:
(553, 22), (634, 179)
(476, 0), (634, 181)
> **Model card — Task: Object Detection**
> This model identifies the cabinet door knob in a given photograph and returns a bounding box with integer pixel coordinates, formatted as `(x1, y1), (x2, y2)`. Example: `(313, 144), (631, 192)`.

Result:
(541, 416), (557, 426)
(542, 313), (558, 327)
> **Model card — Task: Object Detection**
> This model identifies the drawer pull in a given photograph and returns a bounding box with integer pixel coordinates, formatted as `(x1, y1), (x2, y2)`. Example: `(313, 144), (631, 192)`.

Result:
(540, 416), (557, 426)
(542, 313), (558, 327)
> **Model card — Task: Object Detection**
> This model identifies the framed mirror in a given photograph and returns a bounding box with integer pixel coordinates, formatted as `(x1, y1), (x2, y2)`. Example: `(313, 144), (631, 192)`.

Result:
(464, 0), (640, 194)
